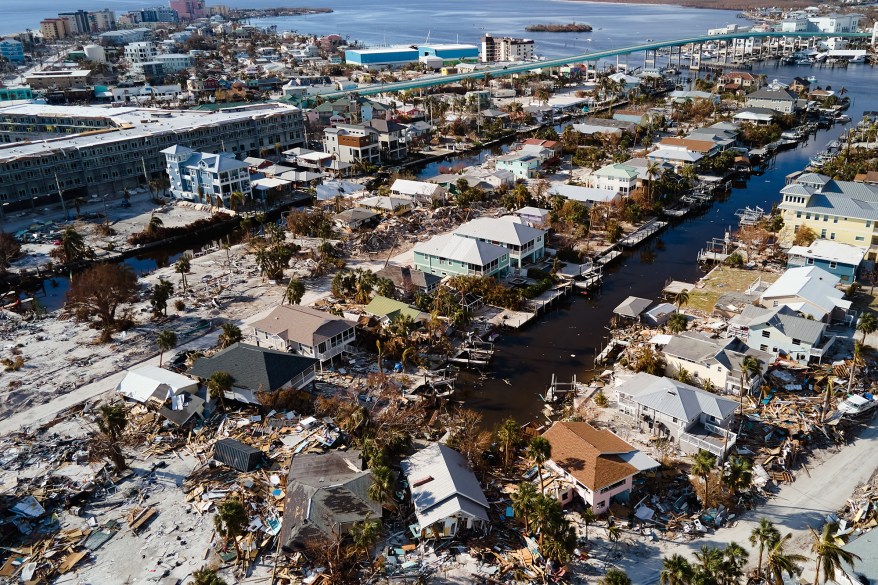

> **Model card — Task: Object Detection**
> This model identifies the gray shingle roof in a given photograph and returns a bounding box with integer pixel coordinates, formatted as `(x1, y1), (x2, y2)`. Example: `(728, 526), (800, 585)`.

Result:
(189, 343), (316, 392)
(252, 305), (356, 347)
(617, 373), (739, 421)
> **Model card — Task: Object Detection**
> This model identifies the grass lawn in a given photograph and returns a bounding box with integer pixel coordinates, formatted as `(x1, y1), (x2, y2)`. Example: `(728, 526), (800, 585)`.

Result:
(687, 265), (781, 314)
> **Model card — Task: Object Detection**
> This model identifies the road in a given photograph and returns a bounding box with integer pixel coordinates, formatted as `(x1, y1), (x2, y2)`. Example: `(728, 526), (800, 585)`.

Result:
(619, 416), (878, 583)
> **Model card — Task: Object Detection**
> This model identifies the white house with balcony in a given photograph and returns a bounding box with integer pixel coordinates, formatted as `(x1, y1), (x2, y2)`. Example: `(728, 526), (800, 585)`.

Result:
(453, 216), (545, 268)
(251, 305), (356, 366)
(322, 123), (380, 165)
(729, 305), (835, 364)
(414, 233), (510, 278)
(162, 145), (252, 205)
(591, 163), (640, 196)
(616, 373), (739, 457)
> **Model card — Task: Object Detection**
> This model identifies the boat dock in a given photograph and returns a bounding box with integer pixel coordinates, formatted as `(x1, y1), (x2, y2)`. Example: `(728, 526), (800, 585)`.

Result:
(594, 339), (629, 366)
(541, 373), (587, 403)
(697, 236), (739, 264)
(619, 219), (668, 248)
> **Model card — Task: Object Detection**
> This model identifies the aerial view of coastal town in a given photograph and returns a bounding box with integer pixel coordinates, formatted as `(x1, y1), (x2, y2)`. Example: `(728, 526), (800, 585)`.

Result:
(2, 0), (878, 583)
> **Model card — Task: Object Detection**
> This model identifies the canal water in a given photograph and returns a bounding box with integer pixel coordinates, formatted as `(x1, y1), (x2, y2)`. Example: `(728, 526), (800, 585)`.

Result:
(454, 61), (878, 428)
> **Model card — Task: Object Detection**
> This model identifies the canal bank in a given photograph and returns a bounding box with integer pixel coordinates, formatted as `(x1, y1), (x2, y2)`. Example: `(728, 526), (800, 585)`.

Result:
(459, 61), (878, 428)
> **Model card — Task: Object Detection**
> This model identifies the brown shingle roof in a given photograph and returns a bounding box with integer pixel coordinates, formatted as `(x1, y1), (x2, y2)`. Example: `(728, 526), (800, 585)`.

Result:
(660, 137), (716, 153)
(542, 422), (637, 491)
(251, 305), (355, 347)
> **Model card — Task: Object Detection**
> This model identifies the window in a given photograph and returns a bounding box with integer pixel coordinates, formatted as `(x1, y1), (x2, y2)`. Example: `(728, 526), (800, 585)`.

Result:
(761, 330), (770, 338)
(829, 261), (838, 269)
(830, 233), (836, 240)
(792, 338), (801, 345)
(806, 258), (815, 265)
(796, 211), (802, 218)
(856, 236), (865, 242)
(867, 221), (873, 228)
(760, 344), (768, 351)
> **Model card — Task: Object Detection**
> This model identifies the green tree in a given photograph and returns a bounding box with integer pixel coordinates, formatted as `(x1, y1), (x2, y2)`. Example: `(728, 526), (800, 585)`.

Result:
(52, 227), (94, 264)
(511, 481), (538, 532)
(368, 464), (395, 511)
(691, 449), (716, 506)
(192, 567), (227, 585)
(667, 312), (688, 333)
(527, 436), (552, 494)
(207, 371), (233, 408)
(724, 456), (753, 496)
(673, 288), (690, 311)
(721, 542), (750, 585)
(496, 417), (521, 469)
(214, 498), (248, 560)
(175, 255), (191, 292)
(660, 553), (693, 585)
(144, 213), (164, 236)
(350, 514), (381, 564)
(810, 522), (861, 585)
(150, 278), (174, 317)
(765, 532), (807, 585)
(857, 311), (876, 345)
(739, 355), (762, 412)
(283, 278), (305, 305)
(581, 507), (597, 541)
(749, 518), (781, 580)
(600, 569), (632, 585)
(156, 329), (177, 366)
(96, 403), (128, 472)
(218, 322), (242, 348)
(694, 545), (725, 578)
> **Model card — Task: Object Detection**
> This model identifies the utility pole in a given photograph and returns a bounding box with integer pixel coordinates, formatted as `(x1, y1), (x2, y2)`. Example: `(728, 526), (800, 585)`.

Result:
(54, 173), (69, 220)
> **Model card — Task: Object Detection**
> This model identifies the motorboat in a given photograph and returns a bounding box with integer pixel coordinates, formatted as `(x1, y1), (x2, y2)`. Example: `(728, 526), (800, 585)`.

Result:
(838, 394), (877, 416)
(807, 75), (817, 83)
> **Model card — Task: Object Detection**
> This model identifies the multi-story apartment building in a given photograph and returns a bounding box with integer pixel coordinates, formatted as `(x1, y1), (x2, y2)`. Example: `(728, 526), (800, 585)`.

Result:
(0, 103), (305, 206)
(125, 41), (156, 64)
(322, 123), (380, 165)
(58, 10), (90, 35)
(169, 0), (206, 21)
(25, 69), (91, 89)
(154, 53), (192, 73)
(481, 34), (535, 62)
(88, 9), (117, 32)
(0, 38), (24, 63)
(778, 172), (878, 257)
(162, 146), (251, 204)
(39, 18), (70, 40)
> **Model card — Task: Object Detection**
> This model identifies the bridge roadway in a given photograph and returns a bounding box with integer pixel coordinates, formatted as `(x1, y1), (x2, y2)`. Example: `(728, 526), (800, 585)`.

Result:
(311, 31), (872, 101)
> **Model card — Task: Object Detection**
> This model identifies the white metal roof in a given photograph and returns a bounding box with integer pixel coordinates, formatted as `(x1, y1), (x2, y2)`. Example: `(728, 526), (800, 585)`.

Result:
(786, 240), (867, 267)
(116, 365), (198, 403)
(415, 233), (508, 266)
(390, 178), (443, 198)
(454, 216), (545, 247)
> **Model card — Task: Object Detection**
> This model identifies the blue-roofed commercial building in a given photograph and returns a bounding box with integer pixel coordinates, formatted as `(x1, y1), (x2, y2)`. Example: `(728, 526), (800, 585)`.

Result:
(344, 46), (420, 69)
(344, 43), (479, 69)
(418, 44), (479, 61)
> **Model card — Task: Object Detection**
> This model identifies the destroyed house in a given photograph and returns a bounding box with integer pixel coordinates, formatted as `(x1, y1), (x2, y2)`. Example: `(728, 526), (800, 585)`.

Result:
(542, 422), (659, 513)
(189, 343), (316, 404)
(401, 443), (490, 538)
(251, 305), (356, 363)
(375, 265), (441, 294)
(616, 373), (738, 457)
(280, 450), (381, 550)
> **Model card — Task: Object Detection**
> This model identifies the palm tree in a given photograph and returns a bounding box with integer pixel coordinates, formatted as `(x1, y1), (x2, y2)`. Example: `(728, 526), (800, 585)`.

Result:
(57, 227), (93, 264)
(229, 190), (244, 212)
(368, 464), (395, 511)
(673, 288), (690, 311)
(156, 329), (177, 366)
(645, 160), (662, 206)
(496, 417), (520, 468)
(660, 554), (693, 585)
(145, 213), (164, 236)
(765, 532), (807, 585)
(667, 312), (688, 333)
(218, 322), (242, 348)
(581, 507), (597, 541)
(810, 522), (861, 585)
(350, 514), (381, 563)
(175, 256), (191, 292)
(857, 311), (876, 345)
(207, 371), (233, 408)
(691, 449), (716, 506)
(724, 455), (752, 496)
(192, 568), (227, 585)
(720, 542), (749, 585)
(600, 569), (632, 585)
(848, 341), (864, 393)
(749, 518), (781, 580)
(606, 522), (622, 546)
(511, 481), (538, 532)
(283, 278), (305, 305)
(694, 545), (725, 577)
(527, 436), (552, 494)
(739, 355), (762, 412)
(214, 498), (248, 560)
(96, 403), (128, 472)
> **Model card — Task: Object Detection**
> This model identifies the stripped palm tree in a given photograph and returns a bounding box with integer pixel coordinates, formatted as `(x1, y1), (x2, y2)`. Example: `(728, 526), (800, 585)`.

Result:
(810, 522), (860, 585)
(765, 532), (806, 585)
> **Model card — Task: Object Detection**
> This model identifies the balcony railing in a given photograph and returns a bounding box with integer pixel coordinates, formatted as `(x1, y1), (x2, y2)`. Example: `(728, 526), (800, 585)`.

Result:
(810, 334), (836, 358)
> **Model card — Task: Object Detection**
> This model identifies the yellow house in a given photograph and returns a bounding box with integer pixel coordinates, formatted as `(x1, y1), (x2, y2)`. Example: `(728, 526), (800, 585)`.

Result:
(777, 172), (878, 260)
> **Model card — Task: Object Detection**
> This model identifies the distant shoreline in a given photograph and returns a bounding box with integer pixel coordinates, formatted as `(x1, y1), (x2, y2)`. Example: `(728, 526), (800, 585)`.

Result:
(526, 23), (593, 32)
(565, 0), (810, 11)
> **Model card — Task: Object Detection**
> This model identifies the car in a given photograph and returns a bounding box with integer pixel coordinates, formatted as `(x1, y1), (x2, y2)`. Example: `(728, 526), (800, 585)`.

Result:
(838, 394), (877, 417)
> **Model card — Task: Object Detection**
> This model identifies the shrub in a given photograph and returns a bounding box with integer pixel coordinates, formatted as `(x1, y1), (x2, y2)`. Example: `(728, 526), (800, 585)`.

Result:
(174, 300), (186, 311)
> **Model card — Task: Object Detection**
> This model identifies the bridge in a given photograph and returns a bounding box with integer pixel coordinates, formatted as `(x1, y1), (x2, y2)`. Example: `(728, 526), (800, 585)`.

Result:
(307, 31), (872, 102)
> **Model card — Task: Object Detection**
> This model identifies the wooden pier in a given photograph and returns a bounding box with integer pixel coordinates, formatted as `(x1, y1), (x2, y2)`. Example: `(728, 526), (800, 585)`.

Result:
(619, 219), (668, 248)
